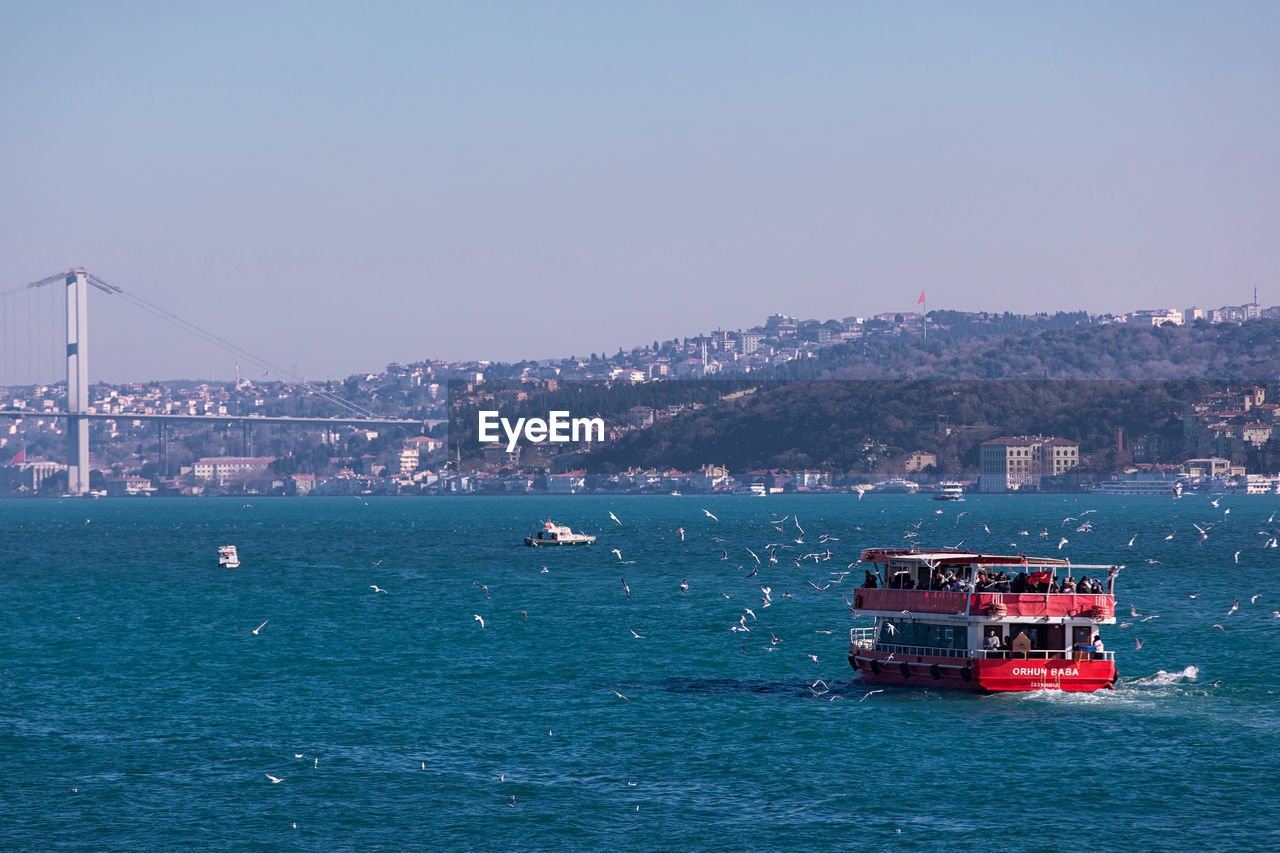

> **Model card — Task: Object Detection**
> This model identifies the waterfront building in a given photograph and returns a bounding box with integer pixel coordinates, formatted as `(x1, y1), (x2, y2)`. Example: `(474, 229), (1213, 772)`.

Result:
(979, 436), (1079, 492)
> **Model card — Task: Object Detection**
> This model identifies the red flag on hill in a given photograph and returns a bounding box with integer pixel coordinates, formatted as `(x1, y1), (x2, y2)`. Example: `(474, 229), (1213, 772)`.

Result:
(917, 290), (926, 305)
(10, 449), (25, 464)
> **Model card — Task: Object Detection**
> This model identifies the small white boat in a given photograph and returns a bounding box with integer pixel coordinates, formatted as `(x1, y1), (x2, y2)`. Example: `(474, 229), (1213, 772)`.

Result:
(218, 545), (240, 568)
(524, 521), (596, 547)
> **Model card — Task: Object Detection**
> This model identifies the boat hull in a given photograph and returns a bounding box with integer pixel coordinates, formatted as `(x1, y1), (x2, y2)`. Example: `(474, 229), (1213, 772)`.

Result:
(524, 537), (594, 547)
(850, 652), (1116, 693)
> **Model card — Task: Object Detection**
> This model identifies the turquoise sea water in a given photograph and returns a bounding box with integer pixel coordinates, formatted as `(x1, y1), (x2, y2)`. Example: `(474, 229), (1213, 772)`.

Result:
(2, 494), (1277, 852)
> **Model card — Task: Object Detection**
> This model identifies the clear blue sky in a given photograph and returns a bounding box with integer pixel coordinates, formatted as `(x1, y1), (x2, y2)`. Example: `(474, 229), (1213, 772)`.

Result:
(3, 2), (1278, 382)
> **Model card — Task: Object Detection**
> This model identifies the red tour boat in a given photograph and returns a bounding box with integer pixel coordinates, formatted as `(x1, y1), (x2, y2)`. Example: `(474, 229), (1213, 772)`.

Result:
(848, 549), (1119, 692)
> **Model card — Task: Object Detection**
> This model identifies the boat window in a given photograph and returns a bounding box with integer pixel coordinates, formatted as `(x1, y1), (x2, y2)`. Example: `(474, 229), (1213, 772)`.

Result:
(879, 620), (968, 650)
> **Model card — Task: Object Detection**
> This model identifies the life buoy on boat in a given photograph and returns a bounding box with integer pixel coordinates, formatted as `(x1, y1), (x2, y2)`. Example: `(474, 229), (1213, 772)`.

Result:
(960, 666), (973, 682)
(870, 659), (881, 676)
(899, 662), (911, 679)
(1089, 605), (1108, 621)
(986, 602), (1007, 618)
(930, 664), (942, 680)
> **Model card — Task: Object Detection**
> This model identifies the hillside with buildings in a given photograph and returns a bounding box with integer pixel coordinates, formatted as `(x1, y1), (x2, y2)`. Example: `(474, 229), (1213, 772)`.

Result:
(3, 298), (1280, 497)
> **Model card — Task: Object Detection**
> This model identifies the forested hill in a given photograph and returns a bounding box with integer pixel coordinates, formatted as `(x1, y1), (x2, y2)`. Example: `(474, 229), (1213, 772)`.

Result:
(773, 318), (1280, 380)
(581, 379), (1204, 476)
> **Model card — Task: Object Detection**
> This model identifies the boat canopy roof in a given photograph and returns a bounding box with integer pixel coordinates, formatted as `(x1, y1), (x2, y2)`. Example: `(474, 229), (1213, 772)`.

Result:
(860, 548), (1073, 567)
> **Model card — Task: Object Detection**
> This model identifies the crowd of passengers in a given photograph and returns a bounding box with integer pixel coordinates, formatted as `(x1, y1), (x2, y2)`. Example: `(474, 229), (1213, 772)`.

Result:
(865, 567), (1106, 594)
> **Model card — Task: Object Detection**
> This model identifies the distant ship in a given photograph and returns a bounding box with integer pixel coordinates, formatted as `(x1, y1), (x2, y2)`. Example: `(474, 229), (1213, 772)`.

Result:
(731, 483), (767, 496)
(873, 477), (919, 494)
(933, 482), (964, 501)
(218, 545), (240, 568)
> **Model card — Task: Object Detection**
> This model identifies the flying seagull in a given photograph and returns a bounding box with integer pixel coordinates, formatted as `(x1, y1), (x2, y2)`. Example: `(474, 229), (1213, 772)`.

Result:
(701, 508), (718, 522)
(609, 511), (622, 525)
(250, 619), (268, 635)
(473, 614), (485, 628)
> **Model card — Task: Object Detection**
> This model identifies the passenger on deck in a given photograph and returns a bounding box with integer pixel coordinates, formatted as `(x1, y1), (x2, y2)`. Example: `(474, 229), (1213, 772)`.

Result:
(984, 630), (1001, 652)
(993, 572), (1012, 592)
(862, 570), (878, 589)
(1060, 576), (1076, 594)
(1093, 634), (1105, 654)
(1011, 571), (1029, 593)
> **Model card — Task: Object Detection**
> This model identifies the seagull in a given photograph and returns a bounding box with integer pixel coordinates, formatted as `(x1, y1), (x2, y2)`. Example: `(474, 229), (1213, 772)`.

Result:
(1135, 638), (1143, 650)
(1188, 594), (1201, 599)
(1212, 624), (1226, 632)
(746, 547), (761, 565)
(702, 508), (718, 522)
(1251, 594), (1262, 604)
(859, 689), (884, 702)
(250, 619), (268, 635)
(266, 774), (284, 784)
(610, 689), (630, 701)
(1235, 551), (1242, 563)
(680, 578), (688, 595)
(472, 582), (490, 599)
(621, 578), (631, 600)
(519, 610), (528, 621)
(1164, 531), (1175, 541)
(611, 548), (623, 561)
(1226, 598), (1239, 617)
(677, 527), (685, 541)
(1057, 537), (1068, 550)
(1126, 534), (1137, 547)
(473, 614), (484, 628)
(629, 628), (646, 639)
(807, 654), (819, 665)
(609, 511), (622, 525)
(294, 753), (303, 759)
(1210, 496), (1221, 508)
(370, 559), (382, 566)
(371, 585), (388, 594)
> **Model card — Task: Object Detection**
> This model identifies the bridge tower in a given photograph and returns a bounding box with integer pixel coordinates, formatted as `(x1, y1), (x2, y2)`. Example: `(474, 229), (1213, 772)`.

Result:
(66, 268), (91, 494)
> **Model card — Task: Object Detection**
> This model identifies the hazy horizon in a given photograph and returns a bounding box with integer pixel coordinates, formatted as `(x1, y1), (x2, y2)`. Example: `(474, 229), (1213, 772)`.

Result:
(4, 3), (1278, 383)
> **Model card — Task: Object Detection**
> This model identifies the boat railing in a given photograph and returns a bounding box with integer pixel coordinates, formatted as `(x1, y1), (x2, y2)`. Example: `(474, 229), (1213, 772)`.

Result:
(973, 649), (1116, 661)
(868, 642), (970, 660)
(849, 627), (877, 650)
(858, 643), (1116, 662)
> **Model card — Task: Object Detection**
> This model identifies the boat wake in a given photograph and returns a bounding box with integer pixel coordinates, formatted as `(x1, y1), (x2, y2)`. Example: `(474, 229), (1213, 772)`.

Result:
(1128, 665), (1199, 687)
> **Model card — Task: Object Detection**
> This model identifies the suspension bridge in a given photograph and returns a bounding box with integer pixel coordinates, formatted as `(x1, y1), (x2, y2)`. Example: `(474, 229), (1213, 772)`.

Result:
(0, 268), (424, 495)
